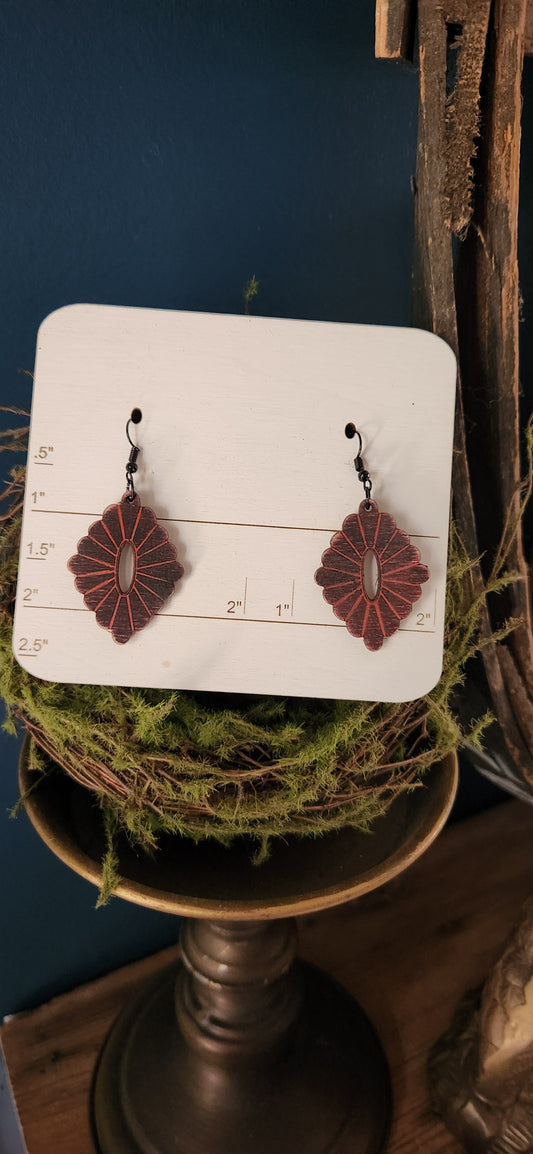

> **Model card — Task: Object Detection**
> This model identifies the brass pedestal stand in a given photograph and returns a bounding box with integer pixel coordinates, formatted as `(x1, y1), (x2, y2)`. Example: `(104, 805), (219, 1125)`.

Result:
(95, 921), (390, 1154)
(20, 750), (457, 1154)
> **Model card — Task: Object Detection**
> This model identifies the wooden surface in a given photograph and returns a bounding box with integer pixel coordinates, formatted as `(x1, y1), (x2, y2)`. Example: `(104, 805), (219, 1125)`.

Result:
(4, 799), (533, 1154)
(526, 0), (533, 52)
(375, 0), (415, 59)
(411, 0), (533, 787)
(412, 0), (490, 597)
(375, 0), (533, 58)
(457, 0), (533, 721)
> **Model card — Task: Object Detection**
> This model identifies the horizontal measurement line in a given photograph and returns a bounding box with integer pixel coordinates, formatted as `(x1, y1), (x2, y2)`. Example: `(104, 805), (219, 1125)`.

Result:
(161, 613), (345, 627)
(16, 653), (38, 658)
(31, 510), (101, 517)
(21, 605), (434, 633)
(398, 628), (435, 634)
(159, 519), (439, 539)
(23, 605), (87, 611)
(28, 508), (440, 540)
(161, 614), (434, 633)
(32, 462), (54, 466)
(26, 557), (46, 561)
(23, 605), (343, 627)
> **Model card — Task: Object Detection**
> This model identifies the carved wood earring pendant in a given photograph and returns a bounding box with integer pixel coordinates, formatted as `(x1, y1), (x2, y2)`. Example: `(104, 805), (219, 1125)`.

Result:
(314, 428), (429, 652)
(68, 409), (184, 644)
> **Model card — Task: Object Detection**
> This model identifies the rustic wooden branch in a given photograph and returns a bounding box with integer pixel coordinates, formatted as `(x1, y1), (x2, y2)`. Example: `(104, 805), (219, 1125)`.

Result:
(375, 0), (416, 60)
(376, 3), (533, 59)
(455, 0), (533, 772)
(458, 1), (531, 673)
(412, 0), (533, 781)
(444, 9), (492, 234)
(526, 0), (533, 53)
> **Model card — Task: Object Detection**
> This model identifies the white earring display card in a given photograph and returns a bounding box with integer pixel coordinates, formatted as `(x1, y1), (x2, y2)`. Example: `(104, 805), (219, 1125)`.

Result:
(14, 305), (456, 702)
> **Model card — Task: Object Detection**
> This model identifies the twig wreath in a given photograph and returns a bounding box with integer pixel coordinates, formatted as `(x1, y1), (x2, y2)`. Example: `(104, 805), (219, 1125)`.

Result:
(0, 410), (524, 898)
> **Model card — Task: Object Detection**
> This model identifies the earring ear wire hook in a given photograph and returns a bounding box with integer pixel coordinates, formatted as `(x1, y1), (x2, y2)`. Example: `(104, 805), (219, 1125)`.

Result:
(126, 407), (142, 448)
(125, 409), (142, 499)
(352, 427), (363, 461)
(352, 426), (372, 506)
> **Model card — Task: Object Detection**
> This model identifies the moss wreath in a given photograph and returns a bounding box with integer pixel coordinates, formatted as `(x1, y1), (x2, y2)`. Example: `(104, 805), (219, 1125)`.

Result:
(0, 411), (513, 897)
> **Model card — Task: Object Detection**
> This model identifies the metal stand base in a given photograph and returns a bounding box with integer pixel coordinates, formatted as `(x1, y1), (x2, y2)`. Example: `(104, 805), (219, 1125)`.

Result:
(92, 921), (391, 1154)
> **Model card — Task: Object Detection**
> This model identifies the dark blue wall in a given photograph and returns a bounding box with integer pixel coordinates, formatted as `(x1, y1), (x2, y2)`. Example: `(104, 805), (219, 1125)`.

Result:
(0, 0), (519, 1018)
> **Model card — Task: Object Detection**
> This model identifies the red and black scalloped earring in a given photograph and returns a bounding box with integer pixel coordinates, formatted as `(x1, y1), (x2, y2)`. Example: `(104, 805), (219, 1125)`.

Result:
(314, 424), (429, 652)
(68, 409), (184, 644)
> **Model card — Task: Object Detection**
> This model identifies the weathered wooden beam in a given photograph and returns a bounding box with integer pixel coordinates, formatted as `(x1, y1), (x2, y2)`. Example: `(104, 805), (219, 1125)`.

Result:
(444, 8), (493, 234)
(413, 0), (533, 780)
(413, 0), (491, 524)
(457, 1), (533, 698)
(525, 0), (533, 52)
(375, 0), (416, 60)
(376, 1), (533, 60)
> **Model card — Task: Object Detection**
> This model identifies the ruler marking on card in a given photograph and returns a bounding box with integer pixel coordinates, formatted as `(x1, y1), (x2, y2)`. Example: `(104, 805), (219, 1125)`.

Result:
(27, 507), (440, 540)
(20, 604), (435, 634)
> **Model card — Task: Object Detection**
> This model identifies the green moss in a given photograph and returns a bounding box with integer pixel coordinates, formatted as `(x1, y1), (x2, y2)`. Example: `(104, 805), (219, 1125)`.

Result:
(0, 411), (522, 866)
(243, 275), (260, 315)
(96, 808), (122, 907)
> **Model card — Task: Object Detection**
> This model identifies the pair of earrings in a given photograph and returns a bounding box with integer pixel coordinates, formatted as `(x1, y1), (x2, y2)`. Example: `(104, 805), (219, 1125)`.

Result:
(68, 414), (429, 649)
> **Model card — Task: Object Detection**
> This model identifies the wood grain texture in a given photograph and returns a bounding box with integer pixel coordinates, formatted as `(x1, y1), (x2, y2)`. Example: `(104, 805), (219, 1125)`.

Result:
(526, 0), (533, 52)
(375, 0), (416, 59)
(18, 305), (455, 701)
(454, 0), (533, 779)
(412, 0), (515, 761)
(413, 0), (491, 553)
(413, 0), (533, 781)
(4, 800), (533, 1154)
(457, 0), (531, 684)
(1, 945), (179, 1154)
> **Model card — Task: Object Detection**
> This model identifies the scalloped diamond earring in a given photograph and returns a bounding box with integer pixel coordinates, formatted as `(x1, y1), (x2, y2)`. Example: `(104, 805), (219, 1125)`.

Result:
(314, 425), (429, 651)
(68, 409), (184, 644)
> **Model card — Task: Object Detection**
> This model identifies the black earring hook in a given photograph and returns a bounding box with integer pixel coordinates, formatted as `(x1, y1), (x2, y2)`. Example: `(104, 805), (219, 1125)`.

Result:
(125, 409), (142, 500)
(352, 427), (363, 468)
(126, 407), (142, 448)
(351, 426), (372, 507)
